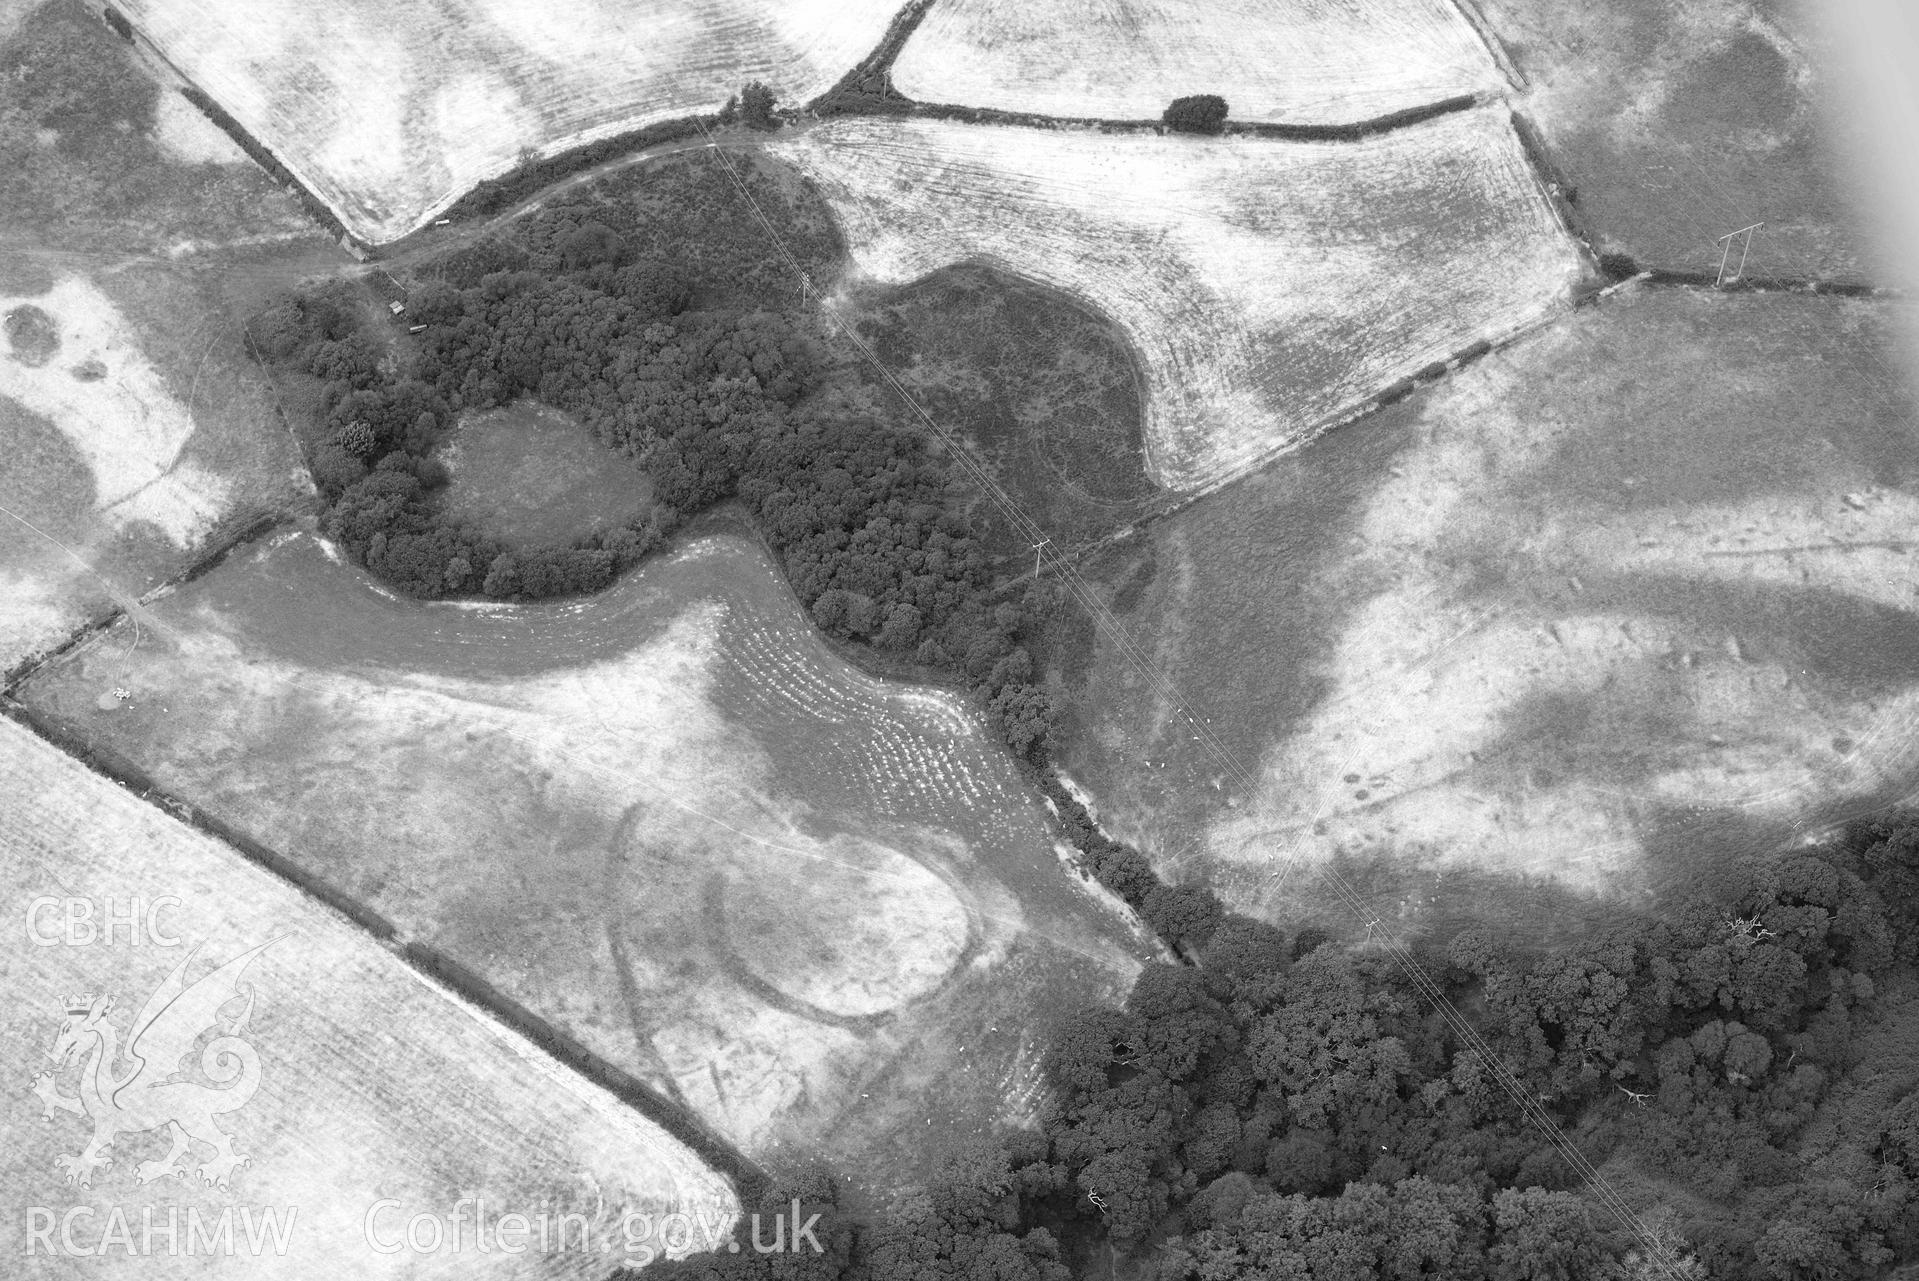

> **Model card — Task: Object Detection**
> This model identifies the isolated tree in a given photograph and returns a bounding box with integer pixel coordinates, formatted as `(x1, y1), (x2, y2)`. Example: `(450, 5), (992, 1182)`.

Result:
(741, 81), (778, 130)
(1163, 94), (1228, 135)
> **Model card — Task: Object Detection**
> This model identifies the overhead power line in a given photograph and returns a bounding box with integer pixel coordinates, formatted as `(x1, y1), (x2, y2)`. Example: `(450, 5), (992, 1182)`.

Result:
(689, 119), (1692, 1280)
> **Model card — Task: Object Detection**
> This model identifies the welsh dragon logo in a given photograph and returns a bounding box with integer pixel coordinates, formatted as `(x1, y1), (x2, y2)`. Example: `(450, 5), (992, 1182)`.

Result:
(30, 940), (277, 1191)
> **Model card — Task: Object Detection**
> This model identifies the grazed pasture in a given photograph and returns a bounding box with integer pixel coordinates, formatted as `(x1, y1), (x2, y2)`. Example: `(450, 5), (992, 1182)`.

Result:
(0, 0), (324, 673)
(0, 716), (737, 1278)
(1062, 287), (1919, 945)
(890, 0), (1506, 124)
(774, 109), (1583, 493)
(1480, 0), (1870, 280)
(17, 528), (1146, 1201)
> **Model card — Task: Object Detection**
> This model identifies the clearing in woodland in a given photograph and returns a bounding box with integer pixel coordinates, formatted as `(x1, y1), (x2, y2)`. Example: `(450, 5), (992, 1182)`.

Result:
(440, 400), (654, 549)
(16, 526), (1148, 1205)
(773, 108), (1584, 494)
(108, 0), (903, 242)
(1059, 286), (1919, 948)
(889, 0), (1507, 125)
(0, 715), (736, 1277)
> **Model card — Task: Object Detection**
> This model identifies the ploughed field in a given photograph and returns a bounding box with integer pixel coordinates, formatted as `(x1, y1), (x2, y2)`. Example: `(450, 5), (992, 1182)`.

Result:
(774, 109), (1584, 493)
(0, 716), (736, 1278)
(108, 0), (901, 243)
(17, 525), (1148, 1200)
(1060, 286), (1919, 946)
(889, 0), (1508, 125)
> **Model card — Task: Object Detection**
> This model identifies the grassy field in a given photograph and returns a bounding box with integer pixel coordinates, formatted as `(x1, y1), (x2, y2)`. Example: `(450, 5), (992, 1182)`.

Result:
(1479, 0), (1872, 281)
(0, 0), (330, 673)
(0, 1), (312, 251)
(1059, 285), (1919, 948)
(109, 0), (903, 242)
(441, 401), (654, 549)
(0, 716), (736, 1277)
(774, 108), (1584, 494)
(889, 0), (1506, 124)
(16, 526), (1147, 1204)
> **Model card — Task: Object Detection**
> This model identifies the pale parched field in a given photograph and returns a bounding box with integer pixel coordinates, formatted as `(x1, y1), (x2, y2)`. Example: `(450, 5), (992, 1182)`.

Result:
(17, 529), (1145, 1198)
(110, 0), (903, 242)
(0, 716), (737, 1278)
(1064, 287), (1919, 942)
(890, 0), (1507, 124)
(0, 268), (308, 675)
(2, 277), (230, 548)
(774, 109), (1584, 493)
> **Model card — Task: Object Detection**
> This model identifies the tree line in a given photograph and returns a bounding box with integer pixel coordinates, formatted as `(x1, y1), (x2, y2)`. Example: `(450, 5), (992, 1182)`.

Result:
(250, 157), (1918, 1281)
(638, 818), (1919, 1281)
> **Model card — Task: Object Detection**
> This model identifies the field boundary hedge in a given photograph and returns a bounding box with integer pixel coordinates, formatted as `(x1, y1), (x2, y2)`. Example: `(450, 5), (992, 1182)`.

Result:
(0, 692), (767, 1199)
(1449, 0), (1528, 91)
(434, 114), (717, 225)
(1, 506), (293, 695)
(173, 86), (350, 240)
(808, 0), (936, 117)
(0, 697), (401, 939)
(402, 942), (771, 1197)
(816, 87), (1486, 143)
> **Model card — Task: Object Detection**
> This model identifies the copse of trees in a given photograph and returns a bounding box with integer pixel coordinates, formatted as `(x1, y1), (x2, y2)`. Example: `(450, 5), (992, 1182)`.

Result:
(254, 201), (1056, 759)
(1163, 95), (1229, 135)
